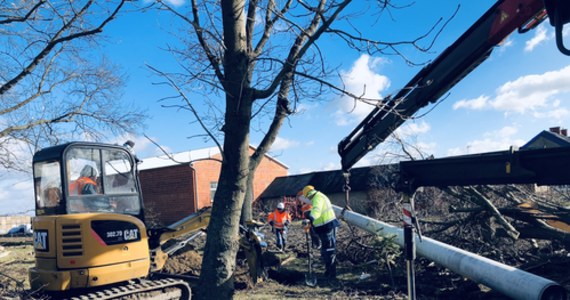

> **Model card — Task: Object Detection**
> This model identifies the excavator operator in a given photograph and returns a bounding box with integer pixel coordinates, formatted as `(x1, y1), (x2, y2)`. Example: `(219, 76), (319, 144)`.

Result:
(69, 165), (99, 195)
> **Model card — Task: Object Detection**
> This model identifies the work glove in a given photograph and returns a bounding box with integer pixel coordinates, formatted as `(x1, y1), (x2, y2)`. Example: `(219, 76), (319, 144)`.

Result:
(284, 220), (290, 227)
(269, 220), (274, 226)
(302, 219), (311, 232)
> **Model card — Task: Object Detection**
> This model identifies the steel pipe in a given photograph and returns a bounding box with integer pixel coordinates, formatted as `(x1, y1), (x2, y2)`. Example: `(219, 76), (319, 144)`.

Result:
(334, 206), (567, 300)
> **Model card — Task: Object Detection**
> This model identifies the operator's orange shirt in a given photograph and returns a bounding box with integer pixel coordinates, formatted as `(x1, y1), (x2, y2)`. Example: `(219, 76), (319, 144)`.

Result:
(68, 177), (97, 195)
(267, 210), (291, 229)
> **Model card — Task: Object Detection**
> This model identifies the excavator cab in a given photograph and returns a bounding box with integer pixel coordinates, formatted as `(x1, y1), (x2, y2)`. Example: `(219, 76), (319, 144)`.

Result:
(33, 142), (144, 220)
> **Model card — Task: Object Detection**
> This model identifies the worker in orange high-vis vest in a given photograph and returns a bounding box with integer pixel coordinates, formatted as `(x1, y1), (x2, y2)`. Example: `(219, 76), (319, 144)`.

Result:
(268, 202), (291, 251)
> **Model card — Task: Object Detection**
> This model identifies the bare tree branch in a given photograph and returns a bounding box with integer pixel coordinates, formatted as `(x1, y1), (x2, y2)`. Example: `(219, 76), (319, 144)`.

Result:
(0, 1), (127, 95)
(147, 64), (224, 159)
(156, 0), (225, 86)
(0, 1), (146, 171)
(0, 1), (45, 25)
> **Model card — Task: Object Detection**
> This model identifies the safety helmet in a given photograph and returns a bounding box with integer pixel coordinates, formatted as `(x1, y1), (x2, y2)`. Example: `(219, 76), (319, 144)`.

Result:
(80, 165), (97, 178)
(302, 185), (315, 198)
(277, 202), (285, 210)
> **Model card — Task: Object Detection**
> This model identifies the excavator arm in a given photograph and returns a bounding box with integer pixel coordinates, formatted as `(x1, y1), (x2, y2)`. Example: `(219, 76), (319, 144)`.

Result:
(338, 0), (570, 172)
(148, 207), (268, 283)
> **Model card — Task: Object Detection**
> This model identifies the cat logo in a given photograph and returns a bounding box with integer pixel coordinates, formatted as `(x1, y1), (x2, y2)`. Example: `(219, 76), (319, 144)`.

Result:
(34, 230), (49, 252)
(123, 228), (139, 241)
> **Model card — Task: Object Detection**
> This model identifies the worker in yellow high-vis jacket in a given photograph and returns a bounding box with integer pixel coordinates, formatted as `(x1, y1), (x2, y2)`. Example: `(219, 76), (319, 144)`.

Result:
(300, 185), (340, 279)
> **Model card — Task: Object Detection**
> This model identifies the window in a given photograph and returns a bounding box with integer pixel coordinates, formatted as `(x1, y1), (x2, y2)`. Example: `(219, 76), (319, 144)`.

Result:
(34, 161), (62, 213)
(64, 146), (141, 215)
(102, 149), (136, 195)
(66, 147), (102, 196)
(210, 182), (218, 202)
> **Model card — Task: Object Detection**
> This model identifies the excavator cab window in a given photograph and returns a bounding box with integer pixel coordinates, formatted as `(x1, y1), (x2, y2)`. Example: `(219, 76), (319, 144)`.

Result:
(65, 146), (142, 216)
(34, 161), (64, 215)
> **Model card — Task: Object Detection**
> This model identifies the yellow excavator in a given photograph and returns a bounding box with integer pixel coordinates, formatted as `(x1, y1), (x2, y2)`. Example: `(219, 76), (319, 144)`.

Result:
(29, 141), (267, 299)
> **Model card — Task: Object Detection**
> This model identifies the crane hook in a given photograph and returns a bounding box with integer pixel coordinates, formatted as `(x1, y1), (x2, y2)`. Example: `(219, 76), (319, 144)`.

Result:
(545, 0), (570, 55)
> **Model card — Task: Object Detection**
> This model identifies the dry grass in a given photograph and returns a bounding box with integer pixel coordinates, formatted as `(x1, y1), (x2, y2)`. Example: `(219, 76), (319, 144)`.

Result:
(0, 237), (34, 299)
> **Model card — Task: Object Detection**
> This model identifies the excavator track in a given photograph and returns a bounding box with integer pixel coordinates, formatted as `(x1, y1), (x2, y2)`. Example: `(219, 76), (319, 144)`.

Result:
(60, 278), (191, 300)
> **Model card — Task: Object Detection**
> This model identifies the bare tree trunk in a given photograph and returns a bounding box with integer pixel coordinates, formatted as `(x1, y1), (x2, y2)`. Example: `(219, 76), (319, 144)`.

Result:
(197, 1), (252, 297)
(241, 174), (255, 224)
(241, 74), (294, 222)
(197, 93), (253, 299)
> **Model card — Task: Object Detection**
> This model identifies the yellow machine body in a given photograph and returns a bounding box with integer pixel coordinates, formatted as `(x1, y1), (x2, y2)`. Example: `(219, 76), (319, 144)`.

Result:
(29, 213), (150, 291)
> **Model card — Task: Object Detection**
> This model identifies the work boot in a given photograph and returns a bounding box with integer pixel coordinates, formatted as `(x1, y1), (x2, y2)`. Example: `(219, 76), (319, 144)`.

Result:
(324, 268), (337, 280)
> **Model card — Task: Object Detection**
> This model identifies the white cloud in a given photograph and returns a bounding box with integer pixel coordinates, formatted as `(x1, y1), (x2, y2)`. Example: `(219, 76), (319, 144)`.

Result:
(295, 102), (318, 117)
(107, 134), (158, 157)
(13, 180), (32, 191)
(0, 172), (34, 215)
(453, 95), (489, 110)
(491, 65), (570, 113)
(144, 0), (184, 6)
(320, 162), (339, 171)
(334, 54), (391, 125)
(446, 126), (525, 156)
(296, 160), (338, 174)
(0, 135), (34, 172)
(270, 136), (300, 151)
(452, 65), (570, 115)
(498, 38), (514, 53)
(416, 141), (437, 155)
(532, 107), (570, 120)
(395, 121), (431, 136)
(525, 25), (550, 52)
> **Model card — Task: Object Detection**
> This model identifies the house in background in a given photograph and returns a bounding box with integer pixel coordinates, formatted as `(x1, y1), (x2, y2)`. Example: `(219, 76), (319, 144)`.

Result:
(521, 126), (570, 193)
(138, 146), (288, 225)
(521, 126), (570, 149)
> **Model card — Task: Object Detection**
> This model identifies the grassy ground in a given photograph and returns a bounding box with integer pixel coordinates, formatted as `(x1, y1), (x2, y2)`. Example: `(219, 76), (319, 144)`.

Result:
(0, 237), (34, 299)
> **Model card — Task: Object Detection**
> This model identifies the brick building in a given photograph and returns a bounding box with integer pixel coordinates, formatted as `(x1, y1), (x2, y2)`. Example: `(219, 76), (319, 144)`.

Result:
(138, 146), (288, 225)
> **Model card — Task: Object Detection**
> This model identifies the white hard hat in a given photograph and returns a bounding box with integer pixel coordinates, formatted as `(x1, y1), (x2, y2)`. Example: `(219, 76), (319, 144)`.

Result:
(277, 202), (285, 210)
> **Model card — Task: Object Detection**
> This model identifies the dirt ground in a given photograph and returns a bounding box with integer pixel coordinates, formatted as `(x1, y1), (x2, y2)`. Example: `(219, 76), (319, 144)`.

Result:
(235, 221), (570, 300)
(163, 220), (570, 299)
(1, 220), (569, 299)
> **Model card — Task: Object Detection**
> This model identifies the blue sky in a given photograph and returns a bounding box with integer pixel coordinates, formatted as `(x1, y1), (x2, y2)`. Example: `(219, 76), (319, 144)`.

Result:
(2, 0), (570, 215)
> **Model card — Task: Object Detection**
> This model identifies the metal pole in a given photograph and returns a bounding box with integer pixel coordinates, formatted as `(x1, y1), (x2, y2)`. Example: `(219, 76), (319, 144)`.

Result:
(402, 194), (416, 300)
(331, 205), (566, 300)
